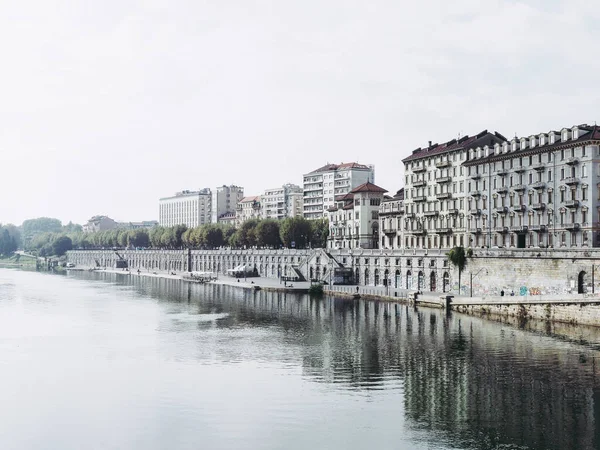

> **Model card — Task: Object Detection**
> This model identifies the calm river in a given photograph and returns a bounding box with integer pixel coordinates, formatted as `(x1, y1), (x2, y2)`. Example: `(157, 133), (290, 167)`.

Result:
(1, 269), (600, 450)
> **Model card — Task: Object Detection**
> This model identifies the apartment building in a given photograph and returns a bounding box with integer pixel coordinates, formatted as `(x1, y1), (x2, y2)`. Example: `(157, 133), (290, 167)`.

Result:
(402, 131), (506, 250)
(236, 196), (261, 226)
(463, 124), (600, 249)
(262, 184), (303, 220)
(212, 185), (244, 223)
(159, 189), (212, 228)
(327, 182), (387, 249)
(378, 189), (404, 249)
(401, 124), (600, 250)
(303, 162), (375, 220)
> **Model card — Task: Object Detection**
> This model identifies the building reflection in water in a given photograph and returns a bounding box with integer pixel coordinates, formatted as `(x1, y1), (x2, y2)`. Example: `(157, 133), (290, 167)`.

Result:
(95, 273), (600, 450)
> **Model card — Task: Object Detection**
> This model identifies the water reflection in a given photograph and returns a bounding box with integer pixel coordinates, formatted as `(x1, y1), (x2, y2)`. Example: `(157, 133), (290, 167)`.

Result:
(2, 269), (599, 450)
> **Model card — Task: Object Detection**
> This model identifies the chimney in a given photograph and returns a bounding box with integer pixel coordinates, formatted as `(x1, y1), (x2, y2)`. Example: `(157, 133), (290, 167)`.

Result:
(428, 140), (432, 148)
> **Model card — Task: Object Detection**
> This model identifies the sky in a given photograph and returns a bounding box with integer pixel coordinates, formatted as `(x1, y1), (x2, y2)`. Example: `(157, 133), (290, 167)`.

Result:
(1, 0), (599, 226)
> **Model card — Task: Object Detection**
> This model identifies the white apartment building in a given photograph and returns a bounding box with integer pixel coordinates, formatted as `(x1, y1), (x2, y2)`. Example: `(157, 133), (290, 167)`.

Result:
(159, 189), (212, 228)
(327, 182), (387, 250)
(212, 185), (244, 223)
(303, 162), (375, 220)
(262, 184), (303, 220)
(378, 189), (405, 249)
(236, 196), (261, 225)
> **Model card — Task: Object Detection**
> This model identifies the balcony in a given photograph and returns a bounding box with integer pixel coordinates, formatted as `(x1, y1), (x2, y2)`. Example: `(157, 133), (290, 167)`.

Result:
(382, 227), (397, 235)
(495, 206), (508, 214)
(565, 200), (580, 208)
(514, 166), (526, 173)
(413, 164), (426, 173)
(564, 177), (580, 186)
(566, 157), (579, 166)
(530, 224), (547, 232)
(436, 192), (452, 200)
(495, 226), (509, 233)
(495, 169), (508, 176)
(470, 173), (482, 180)
(564, 223), (581, 230)
(423, 210), (439, 217)
(412, 229), (426, 235)
(437, 176), (452, 183)
(470, 190), (482, 197)
(495, 186), (509, 194)
(404, 212), (416, 219)
(435, 228), (451, 234)
(379, 209), (404, 216)
(413, 196), (427, 202)
(435, 160), (451, 168)
(532, 203), (546, 211)
(447, 208), (459, 215)
(472, 228), (483, 234)
(513, 204), (527, 213)
(531, 181), (546, 190)
(510, 225), (528, 232)
(512, 184), (527, 192)
(470, 208), (481, 216)
(413, 180), (427, 188)
(533, 163), (545, 171)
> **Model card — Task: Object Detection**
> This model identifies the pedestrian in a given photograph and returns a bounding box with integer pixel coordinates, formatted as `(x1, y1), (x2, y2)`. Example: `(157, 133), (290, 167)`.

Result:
(500, 289), (504, 297)
(510, 290), (514, 296)
(356, 286), (359, 293)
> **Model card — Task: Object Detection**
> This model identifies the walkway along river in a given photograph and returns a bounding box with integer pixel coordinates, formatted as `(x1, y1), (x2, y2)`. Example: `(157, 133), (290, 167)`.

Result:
(1, 268), (600, 449)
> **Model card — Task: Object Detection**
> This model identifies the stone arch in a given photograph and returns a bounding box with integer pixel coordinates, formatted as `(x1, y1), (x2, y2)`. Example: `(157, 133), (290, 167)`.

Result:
(578, 270), (587, 294)
(406, 270), (412, 290)
(430, 272), (436, 292)
(443, 272), (450, 292)
(418, 271), (424, 290)
(364, 268), (370, 286)
(395, 269), (401, 288)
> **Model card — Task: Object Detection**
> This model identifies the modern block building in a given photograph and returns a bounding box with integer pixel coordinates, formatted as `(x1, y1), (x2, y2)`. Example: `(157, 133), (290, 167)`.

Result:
(399, 124), (600, 250)
(303, 162), (375, 220)
(159, 189), (212, 228)
(327, 182), (387, 249)
(212, 185), (244, 223)
(262, 184), (303, 220)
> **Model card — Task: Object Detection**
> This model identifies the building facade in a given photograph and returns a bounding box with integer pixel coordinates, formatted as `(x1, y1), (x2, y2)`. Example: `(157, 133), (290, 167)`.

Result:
(303, 162), (375, 220)
(159, 189), (212, 228)
(262, 184), (303, 220)
(83, 215), (118, 233)
(400, 124), (600, 250)
(378, 189), (404, 249)
(236, 196), (261, 225)
(212, 185), (244, 223)
(117, 221), (159, 230)
(327, 182), (387, 249)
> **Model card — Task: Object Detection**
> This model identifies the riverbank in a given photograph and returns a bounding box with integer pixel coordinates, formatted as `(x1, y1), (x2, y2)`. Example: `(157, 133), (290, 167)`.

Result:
(0, 253), (37, 269)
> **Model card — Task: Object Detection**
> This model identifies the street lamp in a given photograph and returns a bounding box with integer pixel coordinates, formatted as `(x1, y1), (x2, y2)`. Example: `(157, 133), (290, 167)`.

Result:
(470, 268), (488, 297)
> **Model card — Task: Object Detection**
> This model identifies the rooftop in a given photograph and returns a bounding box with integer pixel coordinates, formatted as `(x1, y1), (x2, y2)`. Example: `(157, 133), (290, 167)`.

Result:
(307, 162), (372, 174)
(350, 181), (388, 194)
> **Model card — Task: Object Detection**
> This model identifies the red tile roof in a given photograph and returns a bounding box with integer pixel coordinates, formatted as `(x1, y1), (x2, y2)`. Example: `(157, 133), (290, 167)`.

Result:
(350, 182), (388, 194)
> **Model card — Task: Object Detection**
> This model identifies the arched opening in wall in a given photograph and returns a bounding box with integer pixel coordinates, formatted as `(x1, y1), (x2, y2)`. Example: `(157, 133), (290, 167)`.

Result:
(406, 270), (412, 290)
(364, 268), (370, 286)
(418, 271), (424, 290)
(374, 269), (380, 286)
(430, 272), (436, 292)
(259, 264), (263, 275)
(316, 267), (321, 281)
(578, 271), (587, 294)
(395, 270), (401, 288)
(310, 266), (314, 280)
(355, 267), (360, 285)
(443, 272), (449, 292)
(384, 269), (389, 287)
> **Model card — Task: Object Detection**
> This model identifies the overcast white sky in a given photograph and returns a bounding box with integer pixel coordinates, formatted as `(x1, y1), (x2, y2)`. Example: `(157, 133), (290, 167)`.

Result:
(1, 0), (598, 226)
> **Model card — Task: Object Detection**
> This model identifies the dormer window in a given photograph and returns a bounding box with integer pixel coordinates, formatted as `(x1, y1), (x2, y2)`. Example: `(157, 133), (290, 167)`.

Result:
(520, 138), (528, 150)
(494, 143), (500, 154)
(530, 136), (536, 148)
(573, 127), (579, 139)
(502, 142), (509, 153)
(540, 134), (546, 146)
(550, 132), (556, 144)
(562, 129), (570, 141)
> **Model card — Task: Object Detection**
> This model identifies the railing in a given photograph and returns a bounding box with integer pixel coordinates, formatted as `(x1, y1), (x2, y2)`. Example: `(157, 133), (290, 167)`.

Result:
(532, 203), (546, 210)
(435, 160), (451, 168)
(564, 200), (580, 208)
(564, 223), (581, 230)
(495, 187), (508, 194)
(531, 181), (546, 190)
(413, 164), (426, 173)
(413, 196), (427, 202)
(470, 208), (481, 215)
(436, 192), (452, 199)
(437, 176), (452, 183)
(495, 206), (508, 214)
(512, 184), (527, 192)
(564, 177), (580, 186)
(566, 157), (579, 165)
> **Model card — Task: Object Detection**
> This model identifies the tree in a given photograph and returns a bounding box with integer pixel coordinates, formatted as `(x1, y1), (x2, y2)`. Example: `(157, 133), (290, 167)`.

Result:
(309, 219), (329, 248)
(128, 229), (149, 248)
(203, 225), (224, 249)
(52, 236), (73, 256)
(255, 220), (281, 248)
(238, 220), (259, 248)
(149, 226), (164, 248)
(280, 217), (311, 249)
(22, 217), (62, 246)
(448, 246), (467, 295)
(173, 225), (188, 249)
(0, 227), (17, 255)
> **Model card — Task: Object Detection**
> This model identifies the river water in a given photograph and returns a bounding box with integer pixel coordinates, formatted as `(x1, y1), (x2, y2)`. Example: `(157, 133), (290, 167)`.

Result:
(1, 269), (599, 450)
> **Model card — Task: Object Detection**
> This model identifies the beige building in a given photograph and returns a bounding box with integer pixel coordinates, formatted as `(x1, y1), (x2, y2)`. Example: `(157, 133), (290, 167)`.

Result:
(159, 189), (212, 228)
(378, 189), (404, 250)
(327, 182), (387, 249)
(83, 215), (118, 233)
(212, 185), (244, 223)
(236, 196), (261, 226)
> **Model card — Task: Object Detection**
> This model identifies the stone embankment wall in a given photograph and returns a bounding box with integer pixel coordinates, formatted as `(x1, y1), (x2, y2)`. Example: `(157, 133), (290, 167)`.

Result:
(68, 247), (600, 296)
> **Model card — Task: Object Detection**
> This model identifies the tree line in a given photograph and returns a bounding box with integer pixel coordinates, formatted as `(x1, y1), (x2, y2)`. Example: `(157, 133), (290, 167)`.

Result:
(22, 217), (329, 256)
